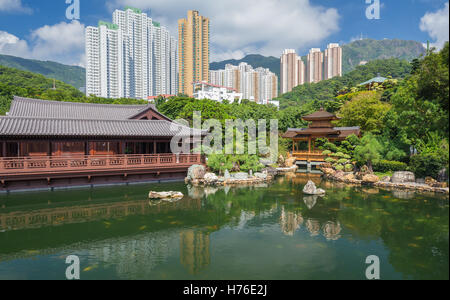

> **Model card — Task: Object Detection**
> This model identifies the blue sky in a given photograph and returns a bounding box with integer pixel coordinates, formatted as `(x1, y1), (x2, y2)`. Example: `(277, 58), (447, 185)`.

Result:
(0, 0), (448, 66)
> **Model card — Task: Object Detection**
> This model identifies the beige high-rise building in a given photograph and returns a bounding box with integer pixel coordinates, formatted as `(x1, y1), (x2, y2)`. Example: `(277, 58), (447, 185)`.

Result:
(306, 48), (323, 83)
(324, 43), (342, 80)
(178, 10), (210, 97)
(280, 49), (306, 94)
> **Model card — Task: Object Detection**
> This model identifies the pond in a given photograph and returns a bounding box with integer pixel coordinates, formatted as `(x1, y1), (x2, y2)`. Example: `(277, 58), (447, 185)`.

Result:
(0, 175), (448, 280)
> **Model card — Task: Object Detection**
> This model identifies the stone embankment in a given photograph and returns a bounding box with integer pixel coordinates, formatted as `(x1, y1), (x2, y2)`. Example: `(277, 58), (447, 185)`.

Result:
(320, 166), (449, 195)
(185, 164), (298, 186)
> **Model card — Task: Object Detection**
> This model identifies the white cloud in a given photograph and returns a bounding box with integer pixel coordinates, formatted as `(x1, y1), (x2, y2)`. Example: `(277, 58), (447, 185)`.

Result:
(108, 0), (340, 61)
(0, 0), (32, 14)
(420, 2), (449, 49)
(0, 21), (86, 67)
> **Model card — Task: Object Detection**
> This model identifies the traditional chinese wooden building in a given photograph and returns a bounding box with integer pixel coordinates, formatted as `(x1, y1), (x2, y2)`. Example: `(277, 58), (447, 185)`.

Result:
(283, 108), (361, 162)
(0, 96), (204, 192)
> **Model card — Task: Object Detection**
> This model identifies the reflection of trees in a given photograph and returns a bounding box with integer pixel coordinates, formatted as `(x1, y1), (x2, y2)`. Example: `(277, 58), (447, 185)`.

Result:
(180, 230), (211, 275)
(280, 206), (304, 236)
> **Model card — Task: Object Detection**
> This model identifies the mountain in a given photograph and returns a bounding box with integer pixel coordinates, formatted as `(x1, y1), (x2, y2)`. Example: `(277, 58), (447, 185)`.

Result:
(210, 39), (426, 78)
(210, 54), (281, 78)
(0, 54), (85, 90)
(341, 39), (426, 73)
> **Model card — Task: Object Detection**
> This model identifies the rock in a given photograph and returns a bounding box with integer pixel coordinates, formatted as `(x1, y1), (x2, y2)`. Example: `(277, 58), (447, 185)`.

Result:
(425, 177), (437, 186)
(277, 155), (285, 167)
(204, 173), (219, 184)
(322, 168), (336, 176)
(343, 173), (356, 181)
(231, 162), (240, 172)
(233, 172), (249, 180)
(224, 169), (231, 180)
(362, 174), (380, 183)
(303, 180), (326, 195)
(391, 171), (415, 184)
(149, 191), (184, 200)
(381, 176), (391, 182)
(334, 171), (345, 179)
(285, 157), (297, 168)
(437, 168), (448, 183)
(259, 158), (274, 166)
(249, 170), (253, 177)
(187, 165), (206, 181)
(254, 172), (267, 180)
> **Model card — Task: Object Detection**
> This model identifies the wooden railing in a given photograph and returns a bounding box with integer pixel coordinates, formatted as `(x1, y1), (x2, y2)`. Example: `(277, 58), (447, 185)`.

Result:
(0, 154), (203, 175)
(292, 150), (325, 162)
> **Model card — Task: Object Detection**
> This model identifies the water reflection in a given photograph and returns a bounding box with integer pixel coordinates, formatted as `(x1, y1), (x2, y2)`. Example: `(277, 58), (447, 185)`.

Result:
(0, 175), (448, 280)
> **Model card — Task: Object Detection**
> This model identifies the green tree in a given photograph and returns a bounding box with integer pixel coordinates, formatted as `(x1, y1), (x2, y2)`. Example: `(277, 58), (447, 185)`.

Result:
(354, 133), (383, 172)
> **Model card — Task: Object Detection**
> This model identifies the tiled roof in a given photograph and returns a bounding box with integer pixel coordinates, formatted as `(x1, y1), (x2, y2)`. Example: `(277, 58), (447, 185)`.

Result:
(0, 116), (203, 138)
(8, 96), (156, 120)
(283, 127), (361, 139)
(359, 77), (387, 86)
(302, 109), (340, 121)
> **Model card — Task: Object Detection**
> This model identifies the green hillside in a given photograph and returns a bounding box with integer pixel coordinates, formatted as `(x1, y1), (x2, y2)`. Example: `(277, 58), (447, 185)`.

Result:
(341, 39), (426, 73)
(275, 58), (412, 110)
(0, 54), (85, 90)
(0, 65), (146, 115)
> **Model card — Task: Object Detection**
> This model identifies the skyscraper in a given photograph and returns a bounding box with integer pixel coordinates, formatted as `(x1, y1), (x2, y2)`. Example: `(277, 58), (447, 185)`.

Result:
(306, 48), (323, 83)
(209, 63), (278, 103)
(324, 43), (342, 80)
(178, 10), (210, 97)
(85, 7), (178, 99)
(280, 49), (305, 94)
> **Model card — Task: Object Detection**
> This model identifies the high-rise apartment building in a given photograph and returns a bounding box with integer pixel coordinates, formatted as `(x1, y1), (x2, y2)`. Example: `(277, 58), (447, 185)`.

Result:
(324, 43), (342, 80)
(85, 7), (178, 99)
(178, 10), (210, 97)
(209, 63), (278, 103)
(306, 48), (323, 83)
(280, 49), (305, 94)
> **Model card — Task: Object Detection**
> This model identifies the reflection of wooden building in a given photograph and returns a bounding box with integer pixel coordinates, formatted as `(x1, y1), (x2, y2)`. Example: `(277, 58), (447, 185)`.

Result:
(0, 97), (204, 191)
(283, 109), (360, 162)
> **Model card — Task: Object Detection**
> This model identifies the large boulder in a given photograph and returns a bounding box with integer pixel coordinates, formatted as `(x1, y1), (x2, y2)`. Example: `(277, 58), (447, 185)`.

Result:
(284, 157), (297, 168)
(437, 168), (449, 183)
(186, 164), (206, 181)
(322, 168), (336, 176)
(149, 191), (184, 200)
(303, 180), (326, 196)
(391, 171), (415, 184)
(204, 173), (219, 184)
(362, 174), (380, 183)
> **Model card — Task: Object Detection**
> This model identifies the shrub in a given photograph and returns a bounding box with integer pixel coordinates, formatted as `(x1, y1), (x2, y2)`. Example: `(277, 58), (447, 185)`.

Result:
(335, 165), (344, 171)
(325, 157), (336, 163)
(322, 150), (332, 156)
(338, 158), (349, 164)
(333, 152), (346, 158)
(373, 160), (408, 173)
(409, 153), (446, 179)
(345, 164), (354, 172)
(343, 154), (352, 159)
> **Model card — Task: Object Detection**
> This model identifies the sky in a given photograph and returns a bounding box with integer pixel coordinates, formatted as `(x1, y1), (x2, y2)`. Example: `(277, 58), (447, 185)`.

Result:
(0, 0), (448, 67)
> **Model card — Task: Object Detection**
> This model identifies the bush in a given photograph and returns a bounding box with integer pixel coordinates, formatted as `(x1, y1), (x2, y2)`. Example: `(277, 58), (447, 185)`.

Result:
(409, 153), (446, 179)
(325, 157), (336, 163)
(345, 164), (354, 172)
(338, 158), (349, 164)
(335, 165), (344, 171)
(322, 150), (332, 156)
(373, 160), (408, 173)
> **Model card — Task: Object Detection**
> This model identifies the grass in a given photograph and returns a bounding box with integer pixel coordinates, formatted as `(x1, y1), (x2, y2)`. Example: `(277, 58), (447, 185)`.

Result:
(375, 171), (394, 178)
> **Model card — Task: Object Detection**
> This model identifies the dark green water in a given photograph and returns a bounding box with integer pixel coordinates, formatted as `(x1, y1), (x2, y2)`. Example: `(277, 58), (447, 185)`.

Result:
(0, 175), (448, 280)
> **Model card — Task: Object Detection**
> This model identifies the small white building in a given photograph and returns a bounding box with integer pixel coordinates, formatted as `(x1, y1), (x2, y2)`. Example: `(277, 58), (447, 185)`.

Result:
(193, 82), (243, 103)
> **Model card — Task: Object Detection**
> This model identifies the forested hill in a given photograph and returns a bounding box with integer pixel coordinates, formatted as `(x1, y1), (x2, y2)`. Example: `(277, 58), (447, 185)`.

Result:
(275, 58), (412, 110)
(0, 65), (147, 115)
(0, 54), (85, 90)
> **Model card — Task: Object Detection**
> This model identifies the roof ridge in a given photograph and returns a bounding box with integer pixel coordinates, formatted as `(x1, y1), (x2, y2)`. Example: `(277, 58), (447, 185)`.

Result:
(13, 96), (149, 108)
(0, 115), (173, 124)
